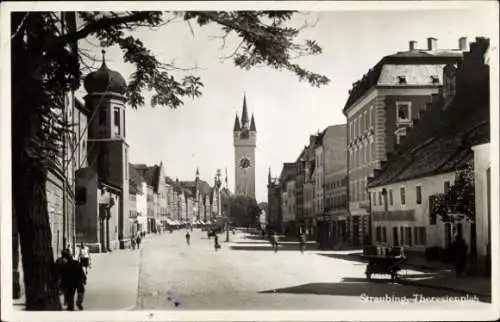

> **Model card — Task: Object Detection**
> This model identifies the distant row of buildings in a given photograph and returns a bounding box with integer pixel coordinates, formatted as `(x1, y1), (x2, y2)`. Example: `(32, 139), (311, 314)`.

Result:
(267, 36), (491, 273)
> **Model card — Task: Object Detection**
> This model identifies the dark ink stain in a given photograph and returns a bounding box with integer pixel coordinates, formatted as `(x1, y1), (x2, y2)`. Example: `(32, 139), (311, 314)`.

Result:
(174, 301), (181, 307)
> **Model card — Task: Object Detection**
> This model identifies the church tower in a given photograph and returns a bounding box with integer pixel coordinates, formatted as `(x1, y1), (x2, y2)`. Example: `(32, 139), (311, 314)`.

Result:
(84, 50), (129, 249)
(233, 94), (257, 199)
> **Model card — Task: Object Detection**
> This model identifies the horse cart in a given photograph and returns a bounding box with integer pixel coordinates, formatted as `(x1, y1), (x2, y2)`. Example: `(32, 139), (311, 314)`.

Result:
(362, 246), (406, 281)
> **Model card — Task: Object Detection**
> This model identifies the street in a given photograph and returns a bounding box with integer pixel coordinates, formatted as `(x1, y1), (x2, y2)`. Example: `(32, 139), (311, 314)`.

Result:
(133, 229), (487, 310)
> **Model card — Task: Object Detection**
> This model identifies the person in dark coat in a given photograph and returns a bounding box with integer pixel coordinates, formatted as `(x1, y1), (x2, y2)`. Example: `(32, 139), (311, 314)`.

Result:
(55, 249), (70, 306)
(299, 232), (306, 253)
(136, 234), (142, 249)
(61, 251), (87, 310)
(214, 234), (220, 251)
(185, 231), (191, 245)
(451, 234), (468, 276)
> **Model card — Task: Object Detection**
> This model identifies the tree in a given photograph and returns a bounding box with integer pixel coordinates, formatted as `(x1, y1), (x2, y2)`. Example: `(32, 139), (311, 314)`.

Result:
(430, 160), (476, 266)
(430, 160), (475, 224)
(229, 196), (261, 228)
(11, 11), (329, 309)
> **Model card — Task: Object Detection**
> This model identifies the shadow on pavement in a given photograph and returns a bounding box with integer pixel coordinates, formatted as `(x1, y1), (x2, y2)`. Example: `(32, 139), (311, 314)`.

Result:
(230, 243), (319, 252)
(258, 278), (482, 301)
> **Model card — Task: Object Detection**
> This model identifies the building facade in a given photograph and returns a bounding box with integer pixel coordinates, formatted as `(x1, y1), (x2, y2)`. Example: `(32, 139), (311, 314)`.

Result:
(267, 169), (282, 232)
(344, 37), (466, 246)
(367, 38), (490, 274)
(321, 124), (348, 248)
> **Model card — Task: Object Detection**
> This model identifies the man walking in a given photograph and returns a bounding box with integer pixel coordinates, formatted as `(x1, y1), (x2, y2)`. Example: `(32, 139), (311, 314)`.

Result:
(185, 231), (191, 246)
(60, 250), (87, 310)
(270, 232), (279, 253)
(214, 234), (221, 251)
(55, 249), (70, 306)
(451, 233), (468, 276)
(136, 233), (142, 249)
(78, 242), (91, 274)
(299, 232), (306, 253)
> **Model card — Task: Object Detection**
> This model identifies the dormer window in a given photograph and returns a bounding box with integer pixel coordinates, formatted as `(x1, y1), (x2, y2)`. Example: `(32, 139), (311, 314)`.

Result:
(398, 76), (407, 84)
(430, 75), (439, 84)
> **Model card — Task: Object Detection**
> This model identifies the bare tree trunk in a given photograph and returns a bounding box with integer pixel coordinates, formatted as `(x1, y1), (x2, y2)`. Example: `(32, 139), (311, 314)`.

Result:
(11, 12), (61, 310)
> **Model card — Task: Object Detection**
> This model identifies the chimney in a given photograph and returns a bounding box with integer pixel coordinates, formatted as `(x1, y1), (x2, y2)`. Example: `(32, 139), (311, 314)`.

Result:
(459, 37), (468, 51)
(427, 37), (438, 50)
(409, 40), (417, 50)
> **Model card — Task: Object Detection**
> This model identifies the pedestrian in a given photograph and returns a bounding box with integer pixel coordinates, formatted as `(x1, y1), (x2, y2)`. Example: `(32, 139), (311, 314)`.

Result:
(214, 234), (221, 251)
(185, 231), (191, 246)
(271, 232), (279, 253)
(299, 233), (306, 253)
(131, 237), (136, 250)
(60, 250), (87, 310)
(78, 242), (91, 274)
(136, 234), (142, 249)
(55, 249), (70, 306)
(451, 233), (468, 276)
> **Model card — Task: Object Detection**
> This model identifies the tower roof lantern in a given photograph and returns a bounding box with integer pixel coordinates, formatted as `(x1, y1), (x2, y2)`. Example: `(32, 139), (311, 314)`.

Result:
(84, 50), (127, 95)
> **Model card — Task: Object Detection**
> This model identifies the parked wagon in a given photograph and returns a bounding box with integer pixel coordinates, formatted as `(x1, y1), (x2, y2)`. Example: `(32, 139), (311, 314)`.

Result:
(362, 246), (406, 281)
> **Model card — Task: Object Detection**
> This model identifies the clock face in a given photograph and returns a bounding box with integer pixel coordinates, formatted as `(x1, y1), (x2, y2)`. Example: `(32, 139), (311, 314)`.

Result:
(240, 157), (251, 169)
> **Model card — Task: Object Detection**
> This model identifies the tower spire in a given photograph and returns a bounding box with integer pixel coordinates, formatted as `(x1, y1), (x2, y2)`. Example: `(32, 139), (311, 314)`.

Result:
(250, 113), (256, 131)
(233, 113), (241, 131)
(241, 94), (249, 127)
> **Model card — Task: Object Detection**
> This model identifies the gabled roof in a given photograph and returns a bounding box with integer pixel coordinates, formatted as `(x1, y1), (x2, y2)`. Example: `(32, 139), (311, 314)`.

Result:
(368, 37), (490, 188)
(129, 164), (145, 187)
(132, 163), (162, 193)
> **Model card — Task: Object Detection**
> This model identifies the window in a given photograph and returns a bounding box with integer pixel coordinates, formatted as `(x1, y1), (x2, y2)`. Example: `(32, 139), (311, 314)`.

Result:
(405, 227), (413, 246)
(371, 141), (375, 160)
(389, 189), (393, 206)
(429, 195), (437, 225)
(376, 226), (381, 243)
(378, 191), (382, 206)
(416, 186), (422, 205)
(400, 227), (404, 245)
(396, 102), (411, 122)
(400, 187), (406, 206)
(123, 109), (126, 137)
(444, 181), (450, 194)
(370, 106), (375, 128)
(382, 227), (387, 243)
(372, 192), (377, 206)
(392, 227), (399, 246)
(114, 107), (120, 136)
(414, 227), (426, 245)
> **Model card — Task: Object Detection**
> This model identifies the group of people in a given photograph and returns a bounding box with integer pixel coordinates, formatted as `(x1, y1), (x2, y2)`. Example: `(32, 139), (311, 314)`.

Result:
(185, 229), (221, 251)
(55, 243), (90, 311)
(266, 231), (306, 253)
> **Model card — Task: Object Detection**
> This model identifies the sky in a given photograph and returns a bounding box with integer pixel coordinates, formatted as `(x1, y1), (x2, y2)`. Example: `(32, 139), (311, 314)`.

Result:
(76, 3), (497, 203)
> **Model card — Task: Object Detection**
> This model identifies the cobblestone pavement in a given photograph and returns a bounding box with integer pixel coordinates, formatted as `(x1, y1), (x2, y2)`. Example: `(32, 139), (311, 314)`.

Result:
(136, 229), (489, 310)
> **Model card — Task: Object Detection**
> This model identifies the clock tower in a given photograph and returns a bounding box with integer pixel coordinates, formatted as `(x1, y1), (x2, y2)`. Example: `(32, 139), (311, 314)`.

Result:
(233, 94), (256, 199)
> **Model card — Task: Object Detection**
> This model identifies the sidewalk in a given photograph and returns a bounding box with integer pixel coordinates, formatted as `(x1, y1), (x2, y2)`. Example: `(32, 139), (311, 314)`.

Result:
(323, 249), (492, 300)
(83, 246), (141, 310)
